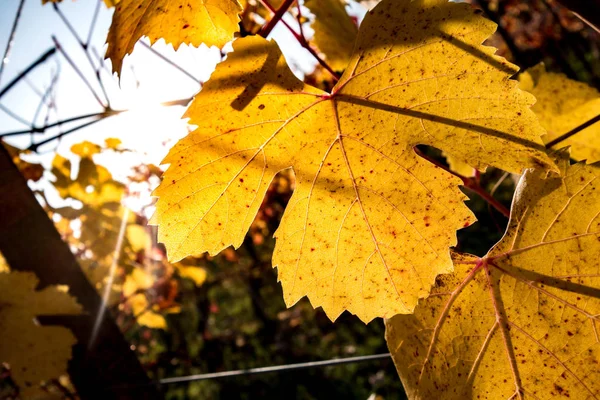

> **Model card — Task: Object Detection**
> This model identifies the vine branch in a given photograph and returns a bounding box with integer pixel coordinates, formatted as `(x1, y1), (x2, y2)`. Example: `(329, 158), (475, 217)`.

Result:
(414, 147), (511, 218)
(545, 114), (600, 149)
(258, 0), (340, 81)
(0, 0), (26, 86)
(259, 0), (296, 38)
(0, 47), (56, 101)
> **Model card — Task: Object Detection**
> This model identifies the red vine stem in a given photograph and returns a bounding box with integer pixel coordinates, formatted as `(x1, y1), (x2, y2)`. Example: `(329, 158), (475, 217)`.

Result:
(414, 147), (511, 218)
(259, 0), (296, 37)
(258, 0), (340, 81)
(464, 178), (511, 218)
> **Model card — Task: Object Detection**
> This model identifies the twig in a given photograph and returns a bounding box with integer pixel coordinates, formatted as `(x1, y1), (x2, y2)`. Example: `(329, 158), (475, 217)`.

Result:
(295, 1), (306, 39)
(86, 0), (103, 46)
(52, 36), (106, 108)
(0, 103), (30, 126)
(51, 3), (84, 43)
(0, 110), (121, 137)
(545, 114), (600, 148)
(0, 0), (26, 86)
(464, 179), (511, 218)
(414, 147), (511, 218)
(488, 171), (511, 232)
(53, 3), (112, 107)
(555, 0), (600, 34)
(31, 68), (60, 128)
(0, 47), (56, 100)
(259, 0), (296, 37)
(28, 117), (105, 152)
(258, 0), (340, 81)
(139, 41), (202, 85)
(571, 11), (600, 34)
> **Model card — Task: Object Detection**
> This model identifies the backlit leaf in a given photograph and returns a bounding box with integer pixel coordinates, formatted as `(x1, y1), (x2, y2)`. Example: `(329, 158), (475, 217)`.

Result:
(152, 0), (555, 322)
(105, 0), (243, 75)
(51, 153), (125, 208)
(443, 151), (476, 177)
(520, 65), (600, 163)
(129, 294), (168, 329)
(176, 265), (207, 286)
(123, 269), (168, 329)
(386, 149), (600, 399)
(127, 224), (151, 253)
(71, 140), (101, 157)
(0, 271), (82, 395)
(105, 137), (122, 149)
(305, 0), (358, 71)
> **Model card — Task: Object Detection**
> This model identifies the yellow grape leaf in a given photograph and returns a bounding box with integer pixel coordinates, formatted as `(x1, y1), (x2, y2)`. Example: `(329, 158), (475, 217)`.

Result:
(105, 0), (243, 75)
(123, 269), (167, 329)
(129, 294), (167, 329)
(386, 149), (600, 399)
(152, 0), (555, 322)
(71, 140), (101, 157)
(520, 65), (600, 163)
(51, 154), (124, 208)
(105, 137), (122, 149)
(123, 268), (155, 296)
(305, 0), (358, 71)
(126, 224), (151, 253)
(0, 271), (82, 395)
(176, 264), (207, 286)
(443, 151), (476, 177)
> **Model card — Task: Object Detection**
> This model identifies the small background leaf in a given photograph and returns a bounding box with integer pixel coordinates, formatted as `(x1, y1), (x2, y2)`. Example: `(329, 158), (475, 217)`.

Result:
(520, 64), (600, 162)
(0, 271), (82, 396)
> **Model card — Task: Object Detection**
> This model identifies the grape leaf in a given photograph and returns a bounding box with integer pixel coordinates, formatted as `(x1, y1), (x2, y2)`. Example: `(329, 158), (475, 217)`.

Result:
(520, 64), (600, 163)
(105, 0), (243, 75)
(305, 0), (358, 71)
(0, 271), (82, 396)
(442, 151), (476, 177)
(105, 137), (122, 149)
(386, 149), (600, 399)
(71, 140), (102, 157)
(123, 269), (167, 329)
(152, 0), (555, 322)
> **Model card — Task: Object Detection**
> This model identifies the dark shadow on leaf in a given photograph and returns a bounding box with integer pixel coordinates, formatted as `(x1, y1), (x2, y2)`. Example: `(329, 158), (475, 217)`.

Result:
(230, 46), (281, 111)
(335, 94), (546, 152)
(440, 31), (517, 75)
(501, 264), (600, 299)
(354, 1), (517, 75)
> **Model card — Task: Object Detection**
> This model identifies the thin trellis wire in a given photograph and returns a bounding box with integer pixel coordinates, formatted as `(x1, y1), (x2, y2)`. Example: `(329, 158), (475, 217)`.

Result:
(113, 353), (392, 389)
